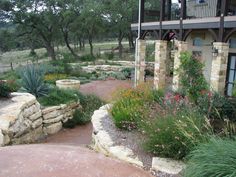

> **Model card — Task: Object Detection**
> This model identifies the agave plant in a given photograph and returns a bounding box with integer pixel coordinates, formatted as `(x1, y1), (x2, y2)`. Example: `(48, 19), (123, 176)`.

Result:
(19, 65), (49, 97)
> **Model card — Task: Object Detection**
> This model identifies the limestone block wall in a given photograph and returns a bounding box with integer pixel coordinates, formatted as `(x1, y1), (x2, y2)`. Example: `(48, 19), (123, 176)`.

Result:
(210, 42), (229, 94)
(42, 102), (80, 135)
(172, 41), (188, 91)
(135, 40), (146, 86)
(0, 93), (80, 146)
(154, 40), (168, 90)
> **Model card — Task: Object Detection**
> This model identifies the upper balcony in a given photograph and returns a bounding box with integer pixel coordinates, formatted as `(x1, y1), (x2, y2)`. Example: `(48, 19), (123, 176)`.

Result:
(131, 0), (236, 32)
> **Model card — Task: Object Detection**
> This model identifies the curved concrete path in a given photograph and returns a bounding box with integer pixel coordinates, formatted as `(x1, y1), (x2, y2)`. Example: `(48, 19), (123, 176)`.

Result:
(0, 80), (153, 177)
(0, 145), (152, 177)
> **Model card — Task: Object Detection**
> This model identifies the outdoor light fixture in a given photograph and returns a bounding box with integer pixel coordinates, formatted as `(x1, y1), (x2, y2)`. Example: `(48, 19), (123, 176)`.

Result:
(212, 46), (219, 57)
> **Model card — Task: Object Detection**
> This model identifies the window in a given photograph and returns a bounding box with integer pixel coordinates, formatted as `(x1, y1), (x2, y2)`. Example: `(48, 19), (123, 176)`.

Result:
(229, 38), (236, 48)
(193, 37), (203, 47)
(196, 0), (206, 4)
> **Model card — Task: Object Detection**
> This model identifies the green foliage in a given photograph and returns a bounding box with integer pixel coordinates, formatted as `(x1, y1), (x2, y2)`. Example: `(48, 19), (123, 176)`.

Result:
(111, 96), (144, 130)
(151, 89), (165, 103)
(121, 68), (134, 79)
(0, 81), (11, 98)
(38, 88), (78, 106)
(184, 138), (236, 177)
(146, 43), (155, 61)
(233, 82), (236, 97)
(141, 109), (211, 160)
(39, 63), (64, 74)
(19, 65), (49, 98)
(0, 70), (20, 80)
(61, 52), (76, 63)
(111, 86), (153, 130)
(197, 91), (236, 121)
(104, 52), (114, 60)
(80, 54), (96, 62)
(99, 71), (126, 80)
(178, 52), (208, 102)
(63, 93), (104, 128)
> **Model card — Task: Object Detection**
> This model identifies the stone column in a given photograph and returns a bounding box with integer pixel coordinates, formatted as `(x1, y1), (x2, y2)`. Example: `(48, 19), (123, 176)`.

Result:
(172, 41), (188, 91)
(210, 42), (229, 95)
(135, 39), (146, 87)
(154, 40), (168, 90)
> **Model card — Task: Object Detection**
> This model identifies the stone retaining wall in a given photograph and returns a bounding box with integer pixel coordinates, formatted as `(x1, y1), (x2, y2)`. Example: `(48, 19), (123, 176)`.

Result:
(71, 60), (154, 73)
(0, 93), (79, 146)
(91, 104), (185, 175)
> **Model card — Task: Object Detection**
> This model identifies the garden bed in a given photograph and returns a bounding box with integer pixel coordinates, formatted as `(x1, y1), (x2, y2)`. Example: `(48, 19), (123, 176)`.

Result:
(92, 104), (183, 177)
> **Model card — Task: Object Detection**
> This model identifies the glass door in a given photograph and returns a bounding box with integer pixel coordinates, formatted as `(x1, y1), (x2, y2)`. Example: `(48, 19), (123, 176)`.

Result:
(226, 54), (236, 96)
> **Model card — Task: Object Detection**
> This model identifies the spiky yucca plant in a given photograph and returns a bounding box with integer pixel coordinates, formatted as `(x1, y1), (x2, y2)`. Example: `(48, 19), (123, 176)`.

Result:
(20, 65), (49, 97)
(184, 138), (236, 177)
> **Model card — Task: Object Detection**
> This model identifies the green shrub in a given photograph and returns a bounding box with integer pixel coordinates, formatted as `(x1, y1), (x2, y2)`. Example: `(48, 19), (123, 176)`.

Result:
(39, 63), (64, 74)
(197, 91), (236, 121)
(184, 138), (236, 177)
(121, 68), (134, 79)
(111, 86), (152, 130)
(151, 89), (165, 103)
(80, 54), (96, 62)
(62, 52), (76, 63)
(0, 70), (20, 80)
(146, 43), (155, 61)
(0, 81), (11, 98)
(141, 109), (211, 160)
(38, 88), (78, 106)
(19, 65), (49, 98)
(178, 52), (208, 102)
(63, 94), (104, 128)
(104, 52), (114, 60)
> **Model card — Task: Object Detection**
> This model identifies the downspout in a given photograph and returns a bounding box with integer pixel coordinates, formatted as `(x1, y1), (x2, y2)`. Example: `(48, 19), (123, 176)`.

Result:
(135, 0), (142, 87)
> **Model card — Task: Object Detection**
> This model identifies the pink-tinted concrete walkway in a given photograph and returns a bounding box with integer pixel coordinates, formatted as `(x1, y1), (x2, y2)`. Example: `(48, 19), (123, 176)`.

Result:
(0, 145), (152, 177)
(0, 80), (152, 177)
(80, 80), (133, 101)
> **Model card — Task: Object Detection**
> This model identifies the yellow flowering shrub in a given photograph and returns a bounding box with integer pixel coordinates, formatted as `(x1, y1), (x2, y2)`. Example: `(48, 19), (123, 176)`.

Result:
(44, 74), (68, 84)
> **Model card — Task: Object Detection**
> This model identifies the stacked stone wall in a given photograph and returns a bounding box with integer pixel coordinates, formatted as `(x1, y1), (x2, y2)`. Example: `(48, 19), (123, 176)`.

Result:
(0, 93), (80, 146)
(210, 42), (229, 94)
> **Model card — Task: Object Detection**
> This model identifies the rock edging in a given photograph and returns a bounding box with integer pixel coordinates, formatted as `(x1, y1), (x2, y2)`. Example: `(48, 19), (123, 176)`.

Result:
(91, 104), (185, 176)
(91, 104), (143, 167)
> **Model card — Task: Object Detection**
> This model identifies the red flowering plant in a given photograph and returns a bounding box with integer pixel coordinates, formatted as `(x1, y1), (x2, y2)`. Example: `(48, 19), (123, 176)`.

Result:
(162, 92), (191, 115)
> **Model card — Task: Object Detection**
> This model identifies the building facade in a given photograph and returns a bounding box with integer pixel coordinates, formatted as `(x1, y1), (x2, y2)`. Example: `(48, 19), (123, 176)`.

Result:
(132, 0), (236, 96)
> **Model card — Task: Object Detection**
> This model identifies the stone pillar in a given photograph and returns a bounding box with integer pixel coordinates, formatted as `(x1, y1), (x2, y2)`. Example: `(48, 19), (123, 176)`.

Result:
(135, 39), (146, 86)
(154, 40), (168, 90)
(210, 42), (229, 95)
(172, 41), (188, 91)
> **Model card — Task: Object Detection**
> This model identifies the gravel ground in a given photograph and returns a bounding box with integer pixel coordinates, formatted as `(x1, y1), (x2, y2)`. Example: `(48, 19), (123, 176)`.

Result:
(101, 112), (180, 177)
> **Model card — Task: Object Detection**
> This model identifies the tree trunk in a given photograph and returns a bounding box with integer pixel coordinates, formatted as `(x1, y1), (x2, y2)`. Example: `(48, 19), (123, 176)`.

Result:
(128, 30), (135, 50)
(79, 38), (82, 51)
(46, 44), (56, 60)
(82, 37), (85, 49)
(62, 30), (79, 60)
(118, 30), (123, 59)
(88, 36), (93, 56)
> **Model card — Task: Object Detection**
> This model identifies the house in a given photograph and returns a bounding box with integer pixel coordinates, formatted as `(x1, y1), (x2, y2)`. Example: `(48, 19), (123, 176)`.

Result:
(131, 0), (236, 96)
